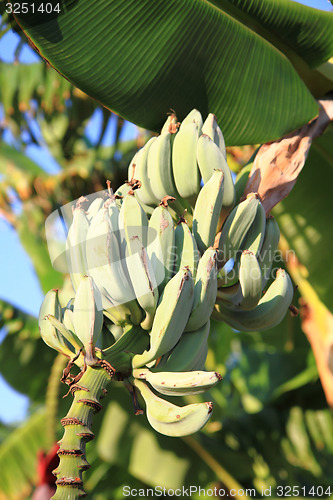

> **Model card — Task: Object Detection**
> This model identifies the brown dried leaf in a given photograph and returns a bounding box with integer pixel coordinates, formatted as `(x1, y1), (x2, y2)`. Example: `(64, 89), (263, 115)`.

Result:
(300, 300), (333, 408)
(280, 235), (333, 408)
(244, 99), (333, 214)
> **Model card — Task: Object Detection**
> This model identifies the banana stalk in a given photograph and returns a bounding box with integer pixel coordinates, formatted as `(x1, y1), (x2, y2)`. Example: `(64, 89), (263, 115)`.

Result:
(52, 365), (112, 500)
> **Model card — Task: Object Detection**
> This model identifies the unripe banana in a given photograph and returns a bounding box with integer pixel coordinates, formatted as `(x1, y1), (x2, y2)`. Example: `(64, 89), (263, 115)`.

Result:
(128, 137), (158, 206)
(72, 275), (103, 365)
(185, 248), (217, 332)
(114, 182), (132, 209)
(192, 170), (224, 254)
(147, 132), (176, 201)
(215, 268), (293, 331)
(258, 216), (280, 289)
(132, 268), (194, 368)
(234, 162), (253, 205)
(66, 207), (89, 291)
(218, 250), (262, 310)
(181, 109), (203, 128)
(125, 236), (159, 330)
(239, 198), (266, 256)
(134, 378), (213, 437)
(147, 204), (175, 293)
(237, 250), (262, 310)
(201, 113), (226, 158)
(119, 192), (149, 252)
(86, 197), (105, 222)
(196, 134), (235, 226)
(45, 314), (83, 352)
(217, 193), (260, 265)
(172, 110), (202, 201)
(154, 321), (210, 373)
(174, 221), (200, 278)
(133, 368), (222, 396)
(161, 112), (179, 135)
(85, 205), (142, 325)
(38, 289), (74, 358)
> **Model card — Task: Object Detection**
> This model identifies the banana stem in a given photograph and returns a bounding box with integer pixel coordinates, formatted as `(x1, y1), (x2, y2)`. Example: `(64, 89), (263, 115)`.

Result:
(182, 435), (249, 500)
(52, 365), (112, 499)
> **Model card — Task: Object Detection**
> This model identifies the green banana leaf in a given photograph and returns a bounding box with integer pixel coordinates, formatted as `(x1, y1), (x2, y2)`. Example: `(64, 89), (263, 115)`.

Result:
(273, 128), (333, 310)
(211, 405), (333, 492)
(0, 299), (56, 401)
(13, 0), (333, 145)
(0, 143), (45, 176)
(0, 410), (48, 500)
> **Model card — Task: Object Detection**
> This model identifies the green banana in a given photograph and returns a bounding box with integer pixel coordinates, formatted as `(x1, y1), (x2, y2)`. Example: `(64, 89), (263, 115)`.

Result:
(119, 193), (155, 327)
(172, 109), (202, 201)
(86, 197), (105, 222)
(201, 113), (226, 158)
(217, 250), (262, 310)
(161, 112), (179, 135)
(38, 289), (74, 358)
(147, 131), (177, 201)
(133, 367), (221, 397)
(155, 320), (210, 372)
(72, 275), (103, 365)
(237, 250), (262, 310)
(147, 204), (175, 293)
(234, 163), (253, 205)
(197, 134), (235, 225)
(114, 182), (132, 209)
(45, 314), (83, 352)
(119, 192), (149, 252)
(85, 204), (142, 325)
(239, 198), (266, 256)
(128, 137), (158, 206)
(181, 108), (203, 128)
(215, 268), (293, 331)
(258, 216), (280, 289)
(192, 170), (224, 254)
(132, 268), (194, 368)
(174, 220), (200, 278)
(217, 193), (260, 265)
(217, 260), (240, 288)
(134, 378), (213, 437)
(125, 235), (159, 330)
(66, 206), (90, 291)
(185, 248), (218, 332)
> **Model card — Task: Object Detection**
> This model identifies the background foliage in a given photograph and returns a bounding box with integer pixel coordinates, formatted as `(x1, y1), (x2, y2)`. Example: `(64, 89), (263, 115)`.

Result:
(0, 2), (333, 499)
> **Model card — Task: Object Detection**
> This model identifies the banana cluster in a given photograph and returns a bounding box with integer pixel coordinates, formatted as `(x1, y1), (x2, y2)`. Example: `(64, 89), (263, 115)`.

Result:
(39, 108), (294, 437)
(39, 189), (222, 436)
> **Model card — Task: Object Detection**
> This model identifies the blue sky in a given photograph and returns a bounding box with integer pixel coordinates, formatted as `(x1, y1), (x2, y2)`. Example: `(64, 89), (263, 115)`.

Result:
(0, 0), (332, 425)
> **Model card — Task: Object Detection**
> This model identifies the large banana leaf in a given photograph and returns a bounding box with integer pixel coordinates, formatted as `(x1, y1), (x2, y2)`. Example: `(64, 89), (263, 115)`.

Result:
(0, 299), (56, 401)
(0, 410), (48, 500)
(13, 0), (333, 145)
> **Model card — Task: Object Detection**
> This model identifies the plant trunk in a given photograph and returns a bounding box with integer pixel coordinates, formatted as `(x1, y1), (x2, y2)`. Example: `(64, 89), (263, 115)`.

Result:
(52, 365), (112, 499)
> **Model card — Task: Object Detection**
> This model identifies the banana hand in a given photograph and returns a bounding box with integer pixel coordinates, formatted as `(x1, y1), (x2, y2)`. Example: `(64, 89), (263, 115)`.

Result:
(134, 378), (213, 437)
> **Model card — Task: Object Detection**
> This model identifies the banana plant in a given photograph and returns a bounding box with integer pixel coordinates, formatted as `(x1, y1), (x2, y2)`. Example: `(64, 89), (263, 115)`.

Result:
(1, 2), (333, 499)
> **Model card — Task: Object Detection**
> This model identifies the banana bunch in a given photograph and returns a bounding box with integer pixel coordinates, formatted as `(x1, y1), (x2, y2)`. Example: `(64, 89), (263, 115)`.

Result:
(40, 189), (222, 437)
(40, 109), (295, 439)
(125, 109), (235, 224)
(213, 197), (294, 331)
